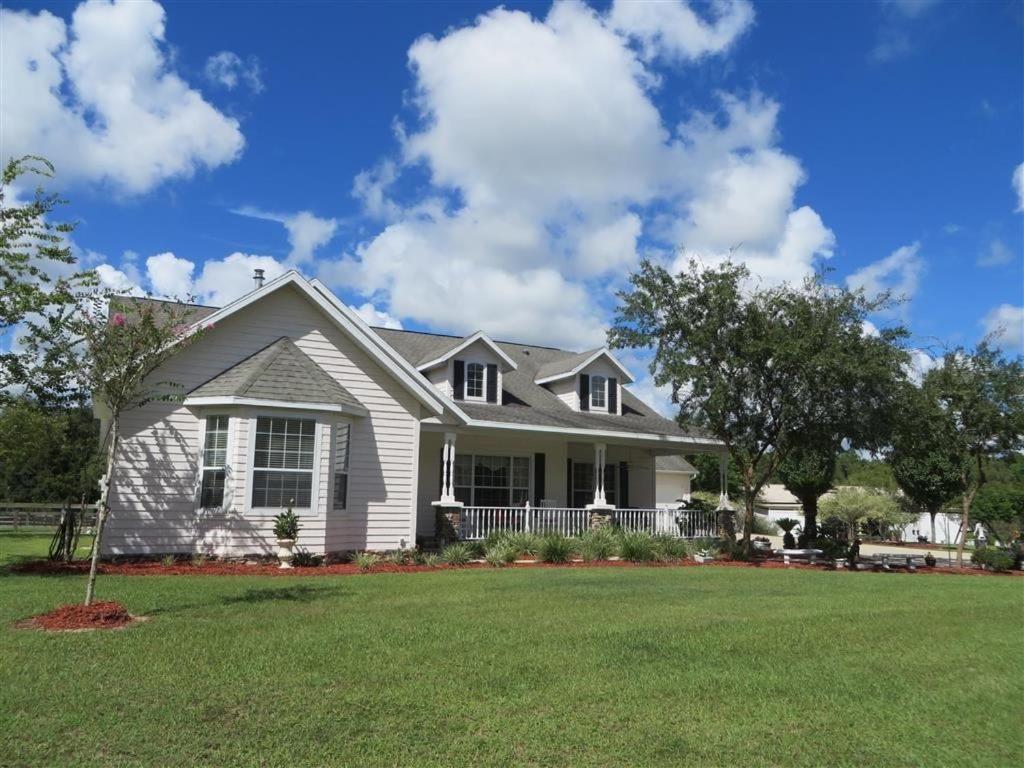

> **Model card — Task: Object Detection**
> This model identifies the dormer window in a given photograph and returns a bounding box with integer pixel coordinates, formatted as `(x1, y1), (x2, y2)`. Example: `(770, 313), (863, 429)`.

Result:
(466, 362), (486, 400)
(590, 375), (607, 410)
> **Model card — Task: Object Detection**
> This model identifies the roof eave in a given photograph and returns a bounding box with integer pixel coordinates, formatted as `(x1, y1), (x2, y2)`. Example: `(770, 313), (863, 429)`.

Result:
(183, 395), (369, 417)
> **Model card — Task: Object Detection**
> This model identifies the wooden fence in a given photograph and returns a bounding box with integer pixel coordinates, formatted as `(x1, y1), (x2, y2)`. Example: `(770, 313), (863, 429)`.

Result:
(0, 503), (99, 530)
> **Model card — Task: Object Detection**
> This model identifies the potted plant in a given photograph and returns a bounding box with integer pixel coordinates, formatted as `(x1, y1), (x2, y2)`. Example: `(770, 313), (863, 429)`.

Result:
(776, 517), (800, 549)
(693, 546), (715, 564)
(924, 552), (937, 568)
(273, 501), (300, 569)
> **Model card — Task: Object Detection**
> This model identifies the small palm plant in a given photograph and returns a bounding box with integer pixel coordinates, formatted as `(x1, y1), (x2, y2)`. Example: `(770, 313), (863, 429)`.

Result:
(776, 518), (800, 549)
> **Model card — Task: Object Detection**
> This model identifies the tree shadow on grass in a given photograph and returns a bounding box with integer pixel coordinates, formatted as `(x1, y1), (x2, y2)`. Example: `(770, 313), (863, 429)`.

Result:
(221, 584), (350, 606)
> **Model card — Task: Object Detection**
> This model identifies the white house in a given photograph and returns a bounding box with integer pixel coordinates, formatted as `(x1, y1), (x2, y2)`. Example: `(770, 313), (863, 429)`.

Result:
(98, 271), (725, 556)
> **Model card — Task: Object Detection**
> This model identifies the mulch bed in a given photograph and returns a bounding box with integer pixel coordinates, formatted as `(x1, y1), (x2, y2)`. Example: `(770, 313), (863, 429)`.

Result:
(15, 601), (142, 632)
(11, 557), (1019, 578)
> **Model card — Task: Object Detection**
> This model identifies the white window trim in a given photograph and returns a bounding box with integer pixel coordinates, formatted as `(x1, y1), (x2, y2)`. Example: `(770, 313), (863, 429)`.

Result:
(590, 375), (608, 412)
(245, 411), (323, 513)
(463, 360), (488, 402)
(196, 413), (234, 512)
(452, 452), (532, 507)
(331, 419), (353, 512)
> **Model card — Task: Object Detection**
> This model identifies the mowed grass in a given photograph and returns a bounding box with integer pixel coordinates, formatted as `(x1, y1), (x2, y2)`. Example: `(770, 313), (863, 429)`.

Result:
(0, 528), (93, 567)
(1, 542), (1021, 767)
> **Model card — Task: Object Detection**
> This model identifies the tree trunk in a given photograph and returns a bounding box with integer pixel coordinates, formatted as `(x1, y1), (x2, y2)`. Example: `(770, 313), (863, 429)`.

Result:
(802, 495), (818, 541)
(955, 491), (972, 569)
(85, 417), (119, 606)
(742, 494), (755, 554)
(928, 509), (937, 544)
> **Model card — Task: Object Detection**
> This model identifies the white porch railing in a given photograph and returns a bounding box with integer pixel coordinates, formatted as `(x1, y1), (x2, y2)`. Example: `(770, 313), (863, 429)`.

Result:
(614, 508), (716, 538)
(460, 507), (590, 540)
(458, 506), (716, 540)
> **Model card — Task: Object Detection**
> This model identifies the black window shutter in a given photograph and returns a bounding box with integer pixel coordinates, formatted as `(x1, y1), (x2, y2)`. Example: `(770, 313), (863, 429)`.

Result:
(453, 360), (465, 400)
(534, 453), (545, 506)
(566, 458), (573, 507)
(486, 363), (498, 403)
(619, 463), (629, 508)
(608, 377), (618, 414)
(579, 374), (590, 411)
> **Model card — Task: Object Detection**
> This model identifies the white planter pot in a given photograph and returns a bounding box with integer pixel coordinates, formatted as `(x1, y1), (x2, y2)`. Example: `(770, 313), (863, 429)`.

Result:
(276, 538), (296, 569)
(694, 554), (714, 564)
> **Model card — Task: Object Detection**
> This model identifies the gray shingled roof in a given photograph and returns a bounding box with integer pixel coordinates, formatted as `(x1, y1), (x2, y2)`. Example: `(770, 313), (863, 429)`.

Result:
(534, 348), (602, 381)
(375, 328), (711, 440)
(655, 455), (698, 473)
(189, 337), (364, 410)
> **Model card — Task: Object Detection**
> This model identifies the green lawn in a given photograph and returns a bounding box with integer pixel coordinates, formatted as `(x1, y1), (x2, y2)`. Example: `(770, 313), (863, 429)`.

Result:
(0, 528), (94, 567)
(1, 537), (1021, 767)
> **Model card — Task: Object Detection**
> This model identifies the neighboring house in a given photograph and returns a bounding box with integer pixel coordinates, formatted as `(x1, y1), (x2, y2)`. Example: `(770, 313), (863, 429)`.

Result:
(98, 271), (725, 556)
(654, 456), (698, 508)
(754, 484), (804, 526)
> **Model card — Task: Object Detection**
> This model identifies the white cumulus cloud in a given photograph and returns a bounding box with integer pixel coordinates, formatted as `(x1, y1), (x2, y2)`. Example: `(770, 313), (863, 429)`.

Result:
(336, 2), (829, 349)
(145, 252), (194, 297)
(1014, 163), (1023, 212)
(232, 207), (338, 265)
(846, 242), (924, 308)
(204, 51), (264, 93)
(608, 0), (755, 63)
(982, 304), (1024, 353)
(0, 0), (245, 194)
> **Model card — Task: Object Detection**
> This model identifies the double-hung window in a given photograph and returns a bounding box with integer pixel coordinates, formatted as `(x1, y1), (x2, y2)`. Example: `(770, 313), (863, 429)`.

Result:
(451, 454), (530, 506)
(465, 362), (485, 399)
(571, 462), (616, 508)
(251, 416), (316, 508)
(333, 423), (351, 511)
(590, 375), (607, 410)
(200, 415), (229, 508)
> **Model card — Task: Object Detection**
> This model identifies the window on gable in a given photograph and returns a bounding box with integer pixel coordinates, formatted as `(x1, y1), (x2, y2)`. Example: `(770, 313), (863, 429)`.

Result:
(251, 416), (316, 508)
(200, 415), (229, 508)
(333, 423), (351, 511)
(591, 375), (607, 410)
(466, 362), (485, 399)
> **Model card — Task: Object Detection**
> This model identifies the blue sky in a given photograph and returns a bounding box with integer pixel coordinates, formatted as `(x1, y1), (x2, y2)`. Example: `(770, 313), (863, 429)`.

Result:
(2, 0), (1022, 406)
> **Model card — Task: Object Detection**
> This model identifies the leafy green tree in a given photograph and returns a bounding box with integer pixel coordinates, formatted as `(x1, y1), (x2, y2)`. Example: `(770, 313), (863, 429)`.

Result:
(610, 258), (908, 553)
(888, 384), (965, 543)
(972, 483), (1024, 541)
(24, 293), (209, 604)
(775, 437), (837, 540)
(1, 156), (92, 402)
(819, 487), (900, 541)
(0, 398), (101, 503)
(923, 343), (1024, 566)
(686, 452), (741, 497)
(834, 451), (896, 490)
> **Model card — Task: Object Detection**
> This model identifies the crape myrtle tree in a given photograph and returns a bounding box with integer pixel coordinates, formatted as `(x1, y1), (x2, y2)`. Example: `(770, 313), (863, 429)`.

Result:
(22, 292), (209, 604)
(609, 257), (909, 554)
(888, 383), (965, 544)
(0, 156), (92, 402)
(922, 343), (1024, 566)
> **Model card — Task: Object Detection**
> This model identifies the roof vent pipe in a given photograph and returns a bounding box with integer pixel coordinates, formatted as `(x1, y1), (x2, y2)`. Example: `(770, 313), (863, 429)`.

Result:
(253, 268), (265, 289)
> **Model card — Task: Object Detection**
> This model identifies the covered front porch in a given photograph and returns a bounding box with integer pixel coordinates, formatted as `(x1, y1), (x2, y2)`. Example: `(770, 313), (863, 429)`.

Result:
(416, 426), (726, 542)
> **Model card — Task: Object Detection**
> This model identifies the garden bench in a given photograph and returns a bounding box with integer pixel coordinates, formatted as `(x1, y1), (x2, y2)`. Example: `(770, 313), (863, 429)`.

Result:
(776, 548), (824, 565)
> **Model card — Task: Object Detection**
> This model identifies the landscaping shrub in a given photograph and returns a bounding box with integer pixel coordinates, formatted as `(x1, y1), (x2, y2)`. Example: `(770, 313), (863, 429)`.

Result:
(351, 551), (380, 571)
(619, 531), (657, 562)
(441, 542), (473, 566)
(485, 541), (517, 567)
(465, 541), (486, 559)
(292, 548), (324, 567)
(506, 531), (542, 557)
(536, 534), (573, 564)
(410, 548), (430, 565)
(652, 535), (688, 562)
(577, 529), (618, 562)
(971, 547), (1015, 572)
(422, 553), (442, 567)
(160, 554), (175, 567)
(272, 506), (300, 540)
(776, 517), (800, 549)
(383, 550), (409, 566)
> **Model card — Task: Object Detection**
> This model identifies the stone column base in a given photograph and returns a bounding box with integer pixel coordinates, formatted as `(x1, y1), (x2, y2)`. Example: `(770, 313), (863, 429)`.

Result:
(432, 501), (464, 545)
(586, 504), (615, 530)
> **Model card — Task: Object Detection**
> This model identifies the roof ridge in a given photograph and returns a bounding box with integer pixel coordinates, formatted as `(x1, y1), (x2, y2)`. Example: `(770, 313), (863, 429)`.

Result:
(373, 325), (570, 353)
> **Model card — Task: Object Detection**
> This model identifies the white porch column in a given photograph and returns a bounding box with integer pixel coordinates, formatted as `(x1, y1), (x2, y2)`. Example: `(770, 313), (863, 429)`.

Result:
(439, 431), (457, 503)
(716, 452), (730, 510)
(592, 442), (607, 507)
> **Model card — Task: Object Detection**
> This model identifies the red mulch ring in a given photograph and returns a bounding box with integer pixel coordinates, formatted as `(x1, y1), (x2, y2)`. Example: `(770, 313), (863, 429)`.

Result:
(11, 556), (1019, 578)
(16, 601), (141, 632)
